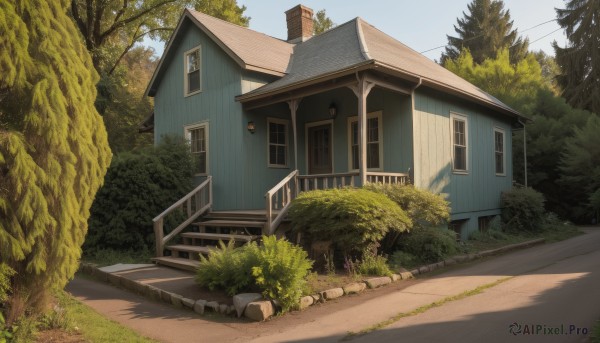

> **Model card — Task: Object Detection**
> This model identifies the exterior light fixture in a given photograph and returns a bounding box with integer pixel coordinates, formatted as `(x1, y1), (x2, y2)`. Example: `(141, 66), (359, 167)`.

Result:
(329, 102), (337, 118)
(247, 121), (256, 133)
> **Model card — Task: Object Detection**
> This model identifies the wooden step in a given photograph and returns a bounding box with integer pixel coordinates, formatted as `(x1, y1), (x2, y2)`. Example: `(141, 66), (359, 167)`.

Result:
(166, 244), (213, 255)
(181, 232), (257, 242)
(206, 210), (270, 221)
(194, 220), (266, 228)
(152, 256), (199, 272)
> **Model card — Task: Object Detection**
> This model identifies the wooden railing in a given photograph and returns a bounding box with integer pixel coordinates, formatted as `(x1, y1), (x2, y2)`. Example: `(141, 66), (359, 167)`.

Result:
(298, 172), (359, 191)
(265, 170), (298, 236)
(153, 176), (212, 257)
(366, 172), (409, 185)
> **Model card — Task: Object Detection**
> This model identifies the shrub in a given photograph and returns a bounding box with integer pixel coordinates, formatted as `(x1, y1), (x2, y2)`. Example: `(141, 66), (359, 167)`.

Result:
(288, 188), (411, 256)
(365, 183), (450, 229)
(501, 187), (546, 233)
(358, 252), (393, 277)
(85, 136), (194, 252)
(196, 237), (313, 313)
(389, 250), (420, 270)
(397, 227), (459, 263)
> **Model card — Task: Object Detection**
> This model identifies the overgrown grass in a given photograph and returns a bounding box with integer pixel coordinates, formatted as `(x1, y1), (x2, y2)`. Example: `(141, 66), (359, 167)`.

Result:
(51, 291), (158, 343)
(82, 248), (153, 267)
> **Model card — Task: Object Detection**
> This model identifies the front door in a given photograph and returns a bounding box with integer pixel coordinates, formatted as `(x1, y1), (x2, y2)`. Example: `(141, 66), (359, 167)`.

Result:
(307, 123), (333, 174)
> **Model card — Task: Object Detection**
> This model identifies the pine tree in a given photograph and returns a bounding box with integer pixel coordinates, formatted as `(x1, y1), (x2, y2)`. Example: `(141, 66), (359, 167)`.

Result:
(442, 0), (529, 65)
(313, 9), (335, 35)
(0, 0), (111, 323)
(553, 0), (600, 115)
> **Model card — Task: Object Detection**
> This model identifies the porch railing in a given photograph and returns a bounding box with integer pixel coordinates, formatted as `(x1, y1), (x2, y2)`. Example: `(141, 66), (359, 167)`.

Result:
(366, 172), (409, 185)
(265, 170), (298, 235)
(153, 176), (212, 257)
(298, 172), (359, 191)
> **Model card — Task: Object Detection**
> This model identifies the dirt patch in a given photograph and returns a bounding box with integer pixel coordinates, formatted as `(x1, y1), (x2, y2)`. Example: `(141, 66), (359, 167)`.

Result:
(36, 329), (87, 343)
(306, 272), (362, 293)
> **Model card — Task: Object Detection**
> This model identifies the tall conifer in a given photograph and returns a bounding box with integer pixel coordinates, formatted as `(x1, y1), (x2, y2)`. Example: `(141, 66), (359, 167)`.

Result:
(443, 0), (529, 64)
(0, 0), (111, 322)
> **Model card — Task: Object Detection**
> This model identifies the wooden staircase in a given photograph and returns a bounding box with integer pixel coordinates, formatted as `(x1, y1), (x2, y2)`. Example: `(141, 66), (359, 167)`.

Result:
(152, 211), (266, 271)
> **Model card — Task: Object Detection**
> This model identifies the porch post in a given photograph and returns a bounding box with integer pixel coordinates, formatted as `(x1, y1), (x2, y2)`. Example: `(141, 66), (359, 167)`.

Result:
(288, 99), (301, 170)
(350, 76), (375, 185)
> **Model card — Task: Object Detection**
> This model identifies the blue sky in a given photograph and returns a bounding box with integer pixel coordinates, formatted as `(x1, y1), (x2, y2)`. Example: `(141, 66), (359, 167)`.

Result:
(147, 0), (568, 60)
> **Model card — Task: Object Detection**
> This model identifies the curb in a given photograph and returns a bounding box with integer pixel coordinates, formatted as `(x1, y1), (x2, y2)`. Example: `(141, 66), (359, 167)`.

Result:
(77, 238), (546, 321)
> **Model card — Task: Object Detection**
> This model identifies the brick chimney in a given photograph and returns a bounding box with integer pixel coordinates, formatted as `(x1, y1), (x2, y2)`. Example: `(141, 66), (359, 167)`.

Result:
(285, 5), (313, 43)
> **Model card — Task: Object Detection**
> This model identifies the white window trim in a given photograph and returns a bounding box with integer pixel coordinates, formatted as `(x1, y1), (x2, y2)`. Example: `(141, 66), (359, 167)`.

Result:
(267, 117), (290, 168)
(184, 121), (209, 176)
(347, 111), (383, 172)
(494, 127), (506, 176)
(450, 112), (469, 174)
(305, 119), (335, 174)
(184, 46), (202, 97)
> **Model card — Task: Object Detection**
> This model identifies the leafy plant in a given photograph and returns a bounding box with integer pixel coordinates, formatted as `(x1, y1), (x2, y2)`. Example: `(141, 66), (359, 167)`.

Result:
(501, 187), (546, 233)
(397, 227), (459, 263)
(389, 251), (421, 270)
(357, 251), (393, 277)
(289, 189), (411, 257)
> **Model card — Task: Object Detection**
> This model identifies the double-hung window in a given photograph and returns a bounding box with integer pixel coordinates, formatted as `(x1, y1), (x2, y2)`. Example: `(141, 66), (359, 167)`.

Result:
(348, 111), (383, 171)
(185, 123), (208, 175)
(451, 112), (468, 173)
(184, 46), (201, 96)
(494, 128), (505, 175)
(268, 118), (288, 167)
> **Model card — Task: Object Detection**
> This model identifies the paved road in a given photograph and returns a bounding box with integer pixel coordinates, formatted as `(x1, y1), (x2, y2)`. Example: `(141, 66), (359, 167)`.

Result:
(67, 228), (600, 343)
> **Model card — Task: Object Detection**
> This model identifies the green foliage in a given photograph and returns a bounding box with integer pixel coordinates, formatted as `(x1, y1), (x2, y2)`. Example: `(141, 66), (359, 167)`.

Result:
(85, 137), (193, 252)
(559, 116), (600, 222)
(397, 227), (459, 263)
(250, 236), (313, 312)
(442, 0), (528, 65)
(196, 237), (313, 312)
(501, 188), (546, 233)
(357, 253), (393, 277)
(389, 251), (420, 270)
(313, 9), (335, 35)
(365, 183), (450, 229)
(553, 0), (600, 115)
(288, 189), (411, 256)
(195, 0), (250, 27)
(0, 0), (111, 323)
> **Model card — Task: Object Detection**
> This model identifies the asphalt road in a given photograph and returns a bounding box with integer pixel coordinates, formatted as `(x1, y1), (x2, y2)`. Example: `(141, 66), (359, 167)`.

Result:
(67, 227), (600, 343)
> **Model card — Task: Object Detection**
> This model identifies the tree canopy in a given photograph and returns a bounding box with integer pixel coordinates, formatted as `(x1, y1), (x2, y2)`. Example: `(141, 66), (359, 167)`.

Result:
(553, 0), (600, 115)
(313, 9), (335, 35)
(442, 0), (529, 65)
(0, 0), (111, 323)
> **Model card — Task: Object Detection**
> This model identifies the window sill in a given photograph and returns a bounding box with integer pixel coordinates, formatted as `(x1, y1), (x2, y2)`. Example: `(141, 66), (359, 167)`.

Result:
(268, 165), (289, 169)
(495, 173), (506, 177)
(452, 170), (469, 175)
(185, 90), (202, 97)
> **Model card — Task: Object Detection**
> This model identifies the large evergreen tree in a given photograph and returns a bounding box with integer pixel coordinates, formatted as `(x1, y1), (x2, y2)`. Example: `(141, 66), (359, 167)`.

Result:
(442, 0), (529, 65)
(313, 9), (335, 35)
(553, 0), (600, 115)
(0, 0), (111, 323)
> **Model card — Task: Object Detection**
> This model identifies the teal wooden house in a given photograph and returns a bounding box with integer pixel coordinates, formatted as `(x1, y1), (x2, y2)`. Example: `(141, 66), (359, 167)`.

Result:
(143, 5), (526, 270)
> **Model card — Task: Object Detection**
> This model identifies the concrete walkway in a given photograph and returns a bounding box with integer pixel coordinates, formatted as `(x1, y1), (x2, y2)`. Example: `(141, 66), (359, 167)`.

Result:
(66, 227), (600, 343)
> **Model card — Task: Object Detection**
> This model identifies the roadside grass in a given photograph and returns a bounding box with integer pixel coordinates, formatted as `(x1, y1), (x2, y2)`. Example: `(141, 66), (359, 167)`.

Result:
(592, 319), (600, 343)
(81, 248), (153, 267)
(37, 290), (158, 343)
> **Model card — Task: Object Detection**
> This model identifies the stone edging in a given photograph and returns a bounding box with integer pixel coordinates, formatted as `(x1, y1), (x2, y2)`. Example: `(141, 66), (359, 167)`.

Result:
(78, 238), (545, 322)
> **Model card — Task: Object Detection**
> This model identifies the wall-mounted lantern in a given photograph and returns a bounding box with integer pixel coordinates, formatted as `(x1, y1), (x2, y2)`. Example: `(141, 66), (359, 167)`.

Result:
(329, 103), (337, 119)
(247, 121), (256, 134)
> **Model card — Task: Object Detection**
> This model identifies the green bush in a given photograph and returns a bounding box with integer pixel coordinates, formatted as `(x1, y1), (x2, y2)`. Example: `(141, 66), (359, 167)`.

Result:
(85, 136), (194, 252)
(358, 253), (393, 277)
(288, 188), (411, 256)
(397, 227), (459, 263)
(389, 250), (420, 270)
(365, 183), (450, 229)
(501, 187), (546, 233)
(196, 236), (313, 313)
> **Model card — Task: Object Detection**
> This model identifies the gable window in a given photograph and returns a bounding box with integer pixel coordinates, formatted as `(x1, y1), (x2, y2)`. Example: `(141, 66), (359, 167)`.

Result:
(268, 118), (288, 167)
(185, 123), (208, 175)
(451, 112), (468, 173)
(184, 46), (201, 96)
(348, 111), (383, 171)
(494, 127), (505, 175)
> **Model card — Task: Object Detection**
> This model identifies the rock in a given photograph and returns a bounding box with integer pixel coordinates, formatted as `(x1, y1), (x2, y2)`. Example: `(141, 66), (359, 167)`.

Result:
(233, 293), (263, 318)
(426, 263), (438, 272)
(391, 274), (401, 282)
(400, 271), (413, 280)
(205, 301), (220, 312)
(146, 286), (161, 301)
(444, 258), (457, 266)
(170, 294), (183, 308)
(193, 299), (207, 315)
(182, 298), (195, 309)
(409, 269), (420, 276)
(219, 304), (229, 314)
(342, 282), (366, 295)
(244, 301), (275, 321)
(436, 262), (444, 269)
(160, 290), (172, 303)
(454, 255), (469, 262)
(323, 288), (344, 300)
(311, 294), (322, 303)
(365, 277), (392, 289)
(299, 296), (314, 309)
(228, 305), (235, 316)
(418, 265), (430, 274)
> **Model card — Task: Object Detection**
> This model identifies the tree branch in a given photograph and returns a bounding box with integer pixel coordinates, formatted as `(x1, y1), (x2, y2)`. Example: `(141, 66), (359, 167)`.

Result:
(112, 0), (128, 27)
(107, 27), (173, 75)
(100, 0), (176, 42)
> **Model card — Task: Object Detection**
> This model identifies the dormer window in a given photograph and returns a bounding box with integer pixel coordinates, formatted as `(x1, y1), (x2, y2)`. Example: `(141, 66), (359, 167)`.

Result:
(185, 46), (201, 96)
